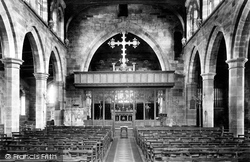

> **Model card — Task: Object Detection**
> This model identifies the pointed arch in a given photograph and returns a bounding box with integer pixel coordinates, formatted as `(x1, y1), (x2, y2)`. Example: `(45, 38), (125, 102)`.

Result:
(187, 46), (202, 83)
(0, 1), (16, 58)
(21, 26), (46, 73)
(82, 23), (171, 71)
(48, 46), (64, 82)
(204, 26), (228, 74)
(233, 0), (250, 59)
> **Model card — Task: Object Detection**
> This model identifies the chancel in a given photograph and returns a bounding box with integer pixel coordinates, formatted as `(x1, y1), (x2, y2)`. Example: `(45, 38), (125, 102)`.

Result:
(0, 0), (250, 162)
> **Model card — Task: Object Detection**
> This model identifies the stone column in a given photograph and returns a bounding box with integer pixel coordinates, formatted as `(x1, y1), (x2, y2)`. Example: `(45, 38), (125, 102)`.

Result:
(55, 81), (64, 125)
(33, 73), (49, 129)
(2, 58), (23, 136)
(201, 73), (216, 127)
(226, 58), (247, 136)
(185, 83), (197, 125)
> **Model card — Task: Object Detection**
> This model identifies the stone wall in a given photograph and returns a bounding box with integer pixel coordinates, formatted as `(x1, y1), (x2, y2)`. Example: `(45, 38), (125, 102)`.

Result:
(67, 4), (182, 73)
(3, 0), (67, 70)
(0, 0), (67, 130)
(66, 4), (186, 125)
(183, 0), (250, 128)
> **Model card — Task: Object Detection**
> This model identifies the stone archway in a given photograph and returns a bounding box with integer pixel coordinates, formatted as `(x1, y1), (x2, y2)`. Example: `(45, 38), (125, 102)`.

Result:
(186, 46), (202, 125)
(20, 30), (47, 129)
(88, 32), (161, 71)
(82, 25), (171, 71)
(203, 27), (228, 128)
(228, 1), (250, 136)
(0, 2), (23, 135)
(47, 47), (64, 125)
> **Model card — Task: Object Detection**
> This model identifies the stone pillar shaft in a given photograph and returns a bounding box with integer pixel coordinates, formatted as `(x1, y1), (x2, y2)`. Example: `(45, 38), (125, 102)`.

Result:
(2, 58), (23, 136)
(55, 81), (64, 125)
(226, 58), (247, 136)
(34, 73), (49, 129)
(201, 73), (216, 127)
(186, 83), (197, 125)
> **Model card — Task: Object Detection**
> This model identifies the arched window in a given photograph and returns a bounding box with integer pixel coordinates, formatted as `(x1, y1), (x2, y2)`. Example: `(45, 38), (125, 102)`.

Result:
(57, 7), (64, 40)
(186, 1), (200, 39)
(208, 0), (213, 15)
(37, 0), (43, 18)
(49, 1), (65, 41)
(187, 5), (193, 39)
(52, 9), (58, 32)
(193, 4), (199, 32)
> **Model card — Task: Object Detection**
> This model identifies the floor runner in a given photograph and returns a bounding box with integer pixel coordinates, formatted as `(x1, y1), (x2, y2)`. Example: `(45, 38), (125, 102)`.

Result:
(104, 137), (143, 162)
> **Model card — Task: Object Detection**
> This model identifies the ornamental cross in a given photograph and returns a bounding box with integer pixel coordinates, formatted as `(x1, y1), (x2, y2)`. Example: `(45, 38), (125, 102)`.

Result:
(108, 32), (140, 68)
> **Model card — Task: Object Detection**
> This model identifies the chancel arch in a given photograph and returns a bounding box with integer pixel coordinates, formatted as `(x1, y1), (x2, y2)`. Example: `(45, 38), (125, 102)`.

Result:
(89, 32), (161, 71)
(77, 30), (170, 127)
(83, 28), (171, 71)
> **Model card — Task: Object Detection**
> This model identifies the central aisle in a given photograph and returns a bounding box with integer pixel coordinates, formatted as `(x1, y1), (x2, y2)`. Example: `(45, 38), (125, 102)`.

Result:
(104, 137), (144, 162)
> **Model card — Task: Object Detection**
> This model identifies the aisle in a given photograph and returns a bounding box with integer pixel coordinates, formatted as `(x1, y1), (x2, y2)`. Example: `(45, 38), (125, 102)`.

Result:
(104, 137), (144, 162)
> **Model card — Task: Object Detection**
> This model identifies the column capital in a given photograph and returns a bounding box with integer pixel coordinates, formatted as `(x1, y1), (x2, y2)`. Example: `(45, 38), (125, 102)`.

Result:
(226, 57), (248, 69)
(33, 73), (49, 80)
(200, 73), (216, 80)
(1, 58), (23, 68)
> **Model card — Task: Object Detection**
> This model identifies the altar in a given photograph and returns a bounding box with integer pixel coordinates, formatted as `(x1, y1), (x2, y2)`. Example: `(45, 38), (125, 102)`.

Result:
(114, 110), (133, 121)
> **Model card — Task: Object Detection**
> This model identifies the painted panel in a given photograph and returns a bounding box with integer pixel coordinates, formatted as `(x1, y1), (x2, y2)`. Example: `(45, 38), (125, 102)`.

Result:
(114, 74), (120, 83)
(94, 74), (100, 83)
(87, 74), (94, 83)
(121, 73), (127, 83)
(148, 73), (154, 82)
(127, 73), (134, 83)
(107, 73), (114, 83)
(141, 73), (147, 82)
(101, 74), (107, 83)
